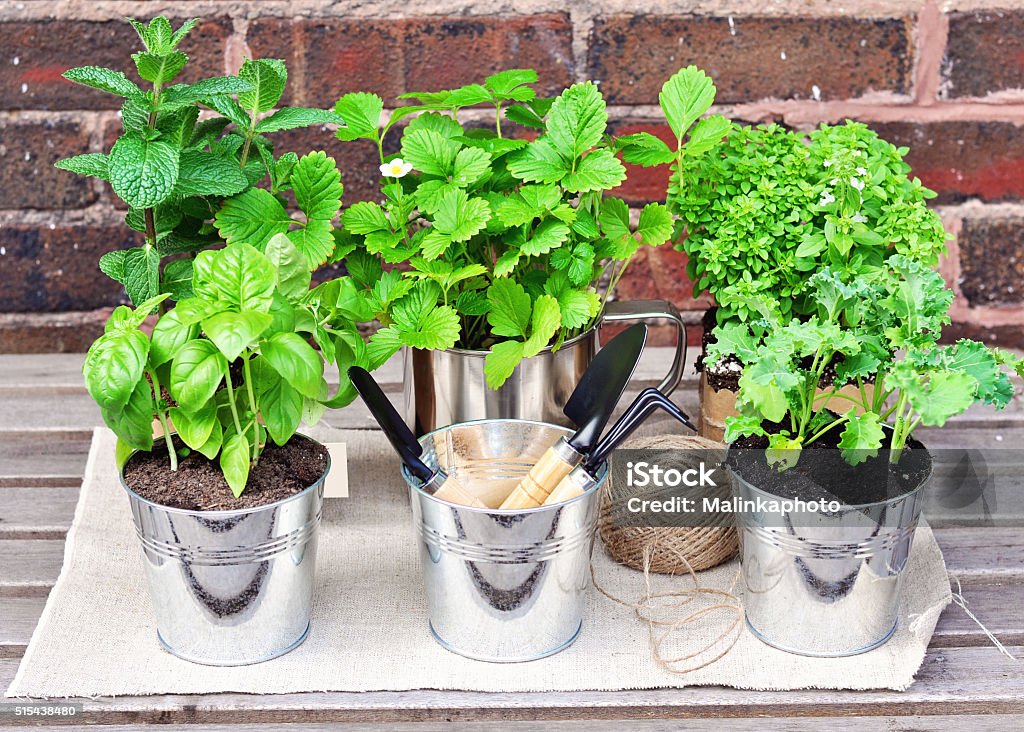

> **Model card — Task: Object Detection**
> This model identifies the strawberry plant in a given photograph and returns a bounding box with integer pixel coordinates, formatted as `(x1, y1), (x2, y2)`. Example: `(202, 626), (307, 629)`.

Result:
(54, 16), (345, 305)
(713, 258), (1023, 468)
(329, 70), (691, 389)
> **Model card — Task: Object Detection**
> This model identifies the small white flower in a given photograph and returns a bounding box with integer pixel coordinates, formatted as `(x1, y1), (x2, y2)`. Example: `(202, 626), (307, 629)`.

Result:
(852, 213), (867, 223)
(856, 166), (867, 175)
(850, 177), (865, 191)
(823, 159), (833, 168)
(380, 158), (413, 178)
(819, 190), (836, 206)
(852, 150), (862, 157)
(830, 178), (838, 185)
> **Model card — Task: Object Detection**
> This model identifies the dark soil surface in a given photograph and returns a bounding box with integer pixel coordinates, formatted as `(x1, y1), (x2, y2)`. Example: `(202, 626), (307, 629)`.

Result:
(728, 419), (931, 505)
(124, 435), (328, 511)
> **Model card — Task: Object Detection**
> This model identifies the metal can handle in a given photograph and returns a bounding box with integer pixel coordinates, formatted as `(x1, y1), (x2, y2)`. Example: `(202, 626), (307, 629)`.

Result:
(599, 300), (687, 396)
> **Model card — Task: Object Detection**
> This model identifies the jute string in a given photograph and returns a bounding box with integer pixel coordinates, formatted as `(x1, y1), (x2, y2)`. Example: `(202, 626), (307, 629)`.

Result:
(592, 434), (744, 674)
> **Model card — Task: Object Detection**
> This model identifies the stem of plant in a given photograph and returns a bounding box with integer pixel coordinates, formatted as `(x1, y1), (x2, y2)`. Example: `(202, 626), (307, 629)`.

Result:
(147, 368), (177, 472)
(242, 355), (261, 464)
(224, 368), (244, 439)
(239, 112), (258, 169)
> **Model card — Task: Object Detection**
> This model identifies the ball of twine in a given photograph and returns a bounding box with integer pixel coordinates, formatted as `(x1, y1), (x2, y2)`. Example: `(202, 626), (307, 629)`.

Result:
(599, 434), (738, 575)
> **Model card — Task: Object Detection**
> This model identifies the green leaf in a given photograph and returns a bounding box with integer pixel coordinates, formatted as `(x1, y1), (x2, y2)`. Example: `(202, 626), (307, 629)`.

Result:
(523, 294), (561, 357)
(905, 370), (978, 426)
(945, 339), (1014, 408)
(83, 330), (149, 411)
(101, 378), (155, 452)
(738, 354), (798, 423)
(265, 233), (311, 301)
(723, 414), (767, 444)
(617, 132), (675, 166)
(99, 247), (161, 306)
(169, 340), (227, 413)
(765, 434), (803, 470)
(636, 203), (673, 246)
(162, 76), (254, 108)
(600, 197), (632, 242)
(838, 411), (884, 465)
(204, 94), (250, 129)
(334, 92), (384, 141)
(237, 58), (288, 113)
(402, 129), (458, 177)
(685, 115), (731, 157)
(194, 418), (223, 460)
(288, 219), (336, 270)
(115, 438), (135, 469)
(260, 374), (304, 446)
(174, 150), (248, 198)
(133, 51), (187, 85)
(256, 106), (344, 133)
(202, 311), (272, 361)
(292, 151), (343, 222)
(659, 65), (716, 145)
(342, 201), (391, 234)
(484, 340), (525, 390)
(433, 188), (490, 243)
(54, 153), (109, 180)
(545, 274), (599, 329)
(507, 138), (567, 184)
(160, 258), (194, 301)
(452, 147), (491, 187)
(193, 243), (277, 312)
(169, 401), (217, 450)
(485, 69), (538, 97)
(150, 307), (199, 366)
(562, 148), (626, 193)
(487, 279), (532, 338)
(220, 433), (251, 498)
(214, 188), (292, 249)
(108, 135), (180, 209)
(260, 332), (324, 398)
(62, 66), (143, 99)
(547, 82), (607, 160)
(522, 219), (570, 257)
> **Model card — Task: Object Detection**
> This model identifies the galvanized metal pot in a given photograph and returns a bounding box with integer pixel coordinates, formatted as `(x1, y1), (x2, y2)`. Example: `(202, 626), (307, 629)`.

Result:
(121, 434), (328, 666)
(402, 299), (687, 436)
(729, 453), (930, 657)
(405, 419), (606, 662)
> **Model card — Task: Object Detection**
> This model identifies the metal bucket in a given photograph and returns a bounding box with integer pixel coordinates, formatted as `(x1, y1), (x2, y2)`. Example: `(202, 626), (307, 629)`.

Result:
(403, 300), (687, 435)
(121, 435), (327, 666)
(730, 457), (930, 656)
(405, 419), (607, 662)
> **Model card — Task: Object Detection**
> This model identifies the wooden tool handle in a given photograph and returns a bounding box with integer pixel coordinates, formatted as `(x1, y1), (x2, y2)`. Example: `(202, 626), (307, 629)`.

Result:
(542, 474), (585, 506)
(432, 475), (488, 508)
(499, 444), (576, 510)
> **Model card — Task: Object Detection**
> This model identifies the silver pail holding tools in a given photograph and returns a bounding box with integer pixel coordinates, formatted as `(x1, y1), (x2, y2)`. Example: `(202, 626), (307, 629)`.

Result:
(730, 459), (930, 656)
(405, 419), (607, 662)
(402, 300), (687, 436)
(122, 435), (327, 666)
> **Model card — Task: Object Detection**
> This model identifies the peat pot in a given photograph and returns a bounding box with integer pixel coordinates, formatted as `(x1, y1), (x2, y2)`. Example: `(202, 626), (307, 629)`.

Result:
(405, 419), (607, 662)
(728, 447), (931, 656)
(403, 300), (687, 436)
(121, 435), (328, 666)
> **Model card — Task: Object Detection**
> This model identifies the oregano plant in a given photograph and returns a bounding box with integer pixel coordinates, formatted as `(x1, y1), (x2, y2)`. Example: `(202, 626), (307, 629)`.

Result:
(329, 69), (693, 389)
(54, 15), (345, 306)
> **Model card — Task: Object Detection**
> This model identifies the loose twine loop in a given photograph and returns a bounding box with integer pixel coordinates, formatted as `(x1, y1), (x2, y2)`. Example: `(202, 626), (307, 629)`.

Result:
(593, 435), (744, 674)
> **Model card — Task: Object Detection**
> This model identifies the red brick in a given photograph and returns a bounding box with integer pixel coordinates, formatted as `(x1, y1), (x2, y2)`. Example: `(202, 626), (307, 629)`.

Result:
(1, 18), (231, 110)
(942, 11), (1024, 99)
(872, 121), (1024, 204)
(608, 121), (673, 205)
(251, 16), (574, 108)
(957, 217), (1024, 307)
(0, 310), (109, 353)
(245, 18), (303, 107)
(616, 245), (712, 313)
(0, 119), (97, 209)
(588, 15), (913, 104)
(0, 222), (137, 311)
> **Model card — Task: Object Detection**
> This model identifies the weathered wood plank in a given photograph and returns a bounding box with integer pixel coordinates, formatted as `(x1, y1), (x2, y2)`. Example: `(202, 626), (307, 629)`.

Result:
(0, 436), (90, 487)
(1, 647), (1023, 723)
(6, 717), (1024, 731)
(0, 597), (45, 659)
(0, 487), (78, 539)
(0, 541), (60, 598)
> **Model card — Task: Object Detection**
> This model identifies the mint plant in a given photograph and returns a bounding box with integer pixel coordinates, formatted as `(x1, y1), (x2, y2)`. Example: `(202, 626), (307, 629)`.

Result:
(715, 258), (1022, 468)
(83, 234), (362, 496)
(54, 16), (344, 305)
(330, 70), (688, 388)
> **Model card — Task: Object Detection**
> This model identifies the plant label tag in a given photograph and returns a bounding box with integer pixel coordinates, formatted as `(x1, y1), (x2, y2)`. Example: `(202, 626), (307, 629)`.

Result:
(323, 443), (349, 498)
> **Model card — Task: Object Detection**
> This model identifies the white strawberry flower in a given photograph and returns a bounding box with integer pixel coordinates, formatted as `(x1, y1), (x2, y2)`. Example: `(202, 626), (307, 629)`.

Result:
(380, 158), (413, 178)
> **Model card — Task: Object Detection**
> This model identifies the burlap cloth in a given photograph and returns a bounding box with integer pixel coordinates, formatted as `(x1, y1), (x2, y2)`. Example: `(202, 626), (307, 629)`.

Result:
(6, 428), (951, 698)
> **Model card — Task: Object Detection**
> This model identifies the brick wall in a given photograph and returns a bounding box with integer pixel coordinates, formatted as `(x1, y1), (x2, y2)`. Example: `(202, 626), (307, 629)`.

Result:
(2, 1), (1023, 352)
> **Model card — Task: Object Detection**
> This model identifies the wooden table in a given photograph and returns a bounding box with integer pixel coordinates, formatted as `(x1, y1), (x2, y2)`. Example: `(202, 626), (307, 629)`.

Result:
(2, 351), (1023, 730)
